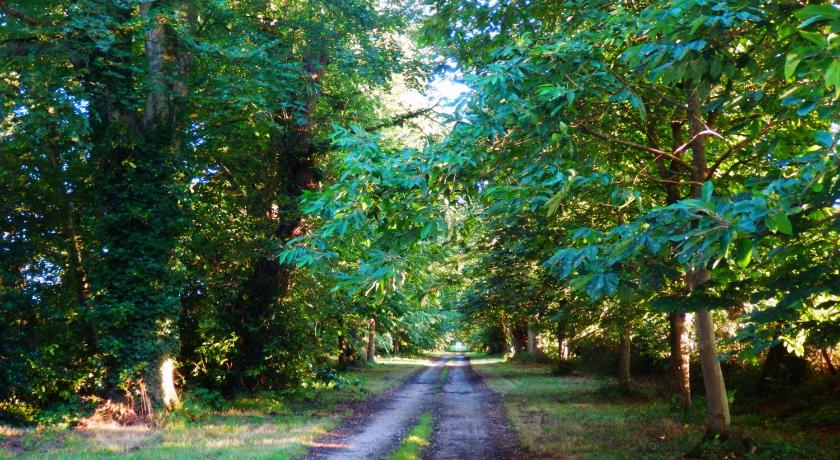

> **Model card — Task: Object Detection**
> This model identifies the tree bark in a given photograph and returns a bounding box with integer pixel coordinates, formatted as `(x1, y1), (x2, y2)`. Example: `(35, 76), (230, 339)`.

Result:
(618, 326), (631, 390)
(141, 1), (170, 132)
(694, 303), (730, 436)
(511, 323), (527, 355)
(687, 86), (731, 437)
(669, 312), (691, 410)
(527, 322), (536, 355)
(160, 357), (179, 409)
(821, 349), (836, 375)
(557, 321), (569, 361)
(654, 121), (692, 412)
(760, 341), (785, 384)
(366, 318), (376, 362)
(74, 1), (189, 409)
(338, 326), (358, 370)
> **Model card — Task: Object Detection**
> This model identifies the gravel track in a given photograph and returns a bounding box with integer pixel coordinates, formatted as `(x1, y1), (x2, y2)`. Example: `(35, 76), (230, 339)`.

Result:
(305, 354), (521, 460)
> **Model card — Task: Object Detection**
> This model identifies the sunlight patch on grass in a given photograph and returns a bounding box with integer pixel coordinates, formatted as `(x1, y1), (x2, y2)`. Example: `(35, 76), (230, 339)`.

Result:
(466, 355), (504, 367)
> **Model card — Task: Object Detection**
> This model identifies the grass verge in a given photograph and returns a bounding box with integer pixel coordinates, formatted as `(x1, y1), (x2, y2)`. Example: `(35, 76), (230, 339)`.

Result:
(0, 356), (432, 460)
(471, 356), (840, 460)
(387, 412), (433, 460)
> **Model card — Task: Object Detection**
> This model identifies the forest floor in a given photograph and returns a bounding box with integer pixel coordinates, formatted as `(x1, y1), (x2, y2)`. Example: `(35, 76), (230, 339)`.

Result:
(471, 355), (840, 460)
(0, 356), (433, 459)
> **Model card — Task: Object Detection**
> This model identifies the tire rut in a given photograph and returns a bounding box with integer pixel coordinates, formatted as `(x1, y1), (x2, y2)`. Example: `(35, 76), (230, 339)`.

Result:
(427, 355), (522, 460)
(305, 354), (522, 460)
(305, 357), (449, 460)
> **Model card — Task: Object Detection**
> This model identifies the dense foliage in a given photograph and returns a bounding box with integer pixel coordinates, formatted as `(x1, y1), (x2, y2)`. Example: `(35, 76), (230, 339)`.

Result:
(0, 0), (446, 423)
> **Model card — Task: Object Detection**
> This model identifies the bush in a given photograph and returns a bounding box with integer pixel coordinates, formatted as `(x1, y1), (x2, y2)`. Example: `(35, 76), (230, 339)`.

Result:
(551, 358), (580, 376)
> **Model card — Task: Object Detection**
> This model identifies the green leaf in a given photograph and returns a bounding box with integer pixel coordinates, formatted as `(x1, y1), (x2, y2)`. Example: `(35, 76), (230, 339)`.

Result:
(701, 181), (713, 202)
(585, 272), (618, 300)
(720, 229), (734, 259)
(794, 5), (839, 27)
(772, 212), (793, 236)
(734, 239), (753, 268)
(545, 190), (565, 216)
(796, 101), (817, 116)
(825, 59), (840, 96)
(784, 53), (801, 81)
(798, 30), (825, 46)
(420, 221), (436, 239)
(690, 16), (707, 33)
(815, 130), (834, 147)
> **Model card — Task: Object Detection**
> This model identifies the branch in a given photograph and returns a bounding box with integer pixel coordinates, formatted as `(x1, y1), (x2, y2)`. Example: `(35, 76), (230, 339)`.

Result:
(635, 169), (702, 187)
(365, 105), (438, 132)
(707, 120), (778, 179)
(575, 124), (694, 171)
(721, 151), (764, 178)
(672, 128), (725, 156)
(0, 34), (65, 57)
(815, 212), (840, 227)
(0, 37), (37, 56)
(0, 0), (42, 26)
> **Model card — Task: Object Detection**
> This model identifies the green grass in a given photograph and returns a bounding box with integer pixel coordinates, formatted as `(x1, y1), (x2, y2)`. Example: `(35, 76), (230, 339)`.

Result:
(387, 412), (433, 460)
(0, 356), (432, 460)
(471, 356), (840, 460)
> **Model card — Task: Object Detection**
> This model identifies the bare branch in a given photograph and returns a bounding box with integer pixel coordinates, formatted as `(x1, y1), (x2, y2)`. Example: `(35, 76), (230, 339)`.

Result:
(672, 129), (725, 156)
(365, 105), (439, 132)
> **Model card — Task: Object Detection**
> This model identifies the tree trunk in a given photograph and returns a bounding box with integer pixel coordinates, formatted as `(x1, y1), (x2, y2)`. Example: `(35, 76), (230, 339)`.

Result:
(821, 349), (836, 375)
(511, 323), (527, 355)
(160, 357), (179, 409)
(760, 341), (785, 384)
(649, 116), (693, 412)
(618, 326), (631, 390)
(695, 303), (730, 436)
(366, 318), (376, 362)
(527, 322), (537, 355)
(393, 336), (400, 355)
(669, 312), (691, 410)
(338, 331), (357, 369)
(43, 142), (92, 313)
(556, 319), (570, 361)
(74, 2), (190, 408)
(227, 50), (327, 390)
(687, 86), (731, 437)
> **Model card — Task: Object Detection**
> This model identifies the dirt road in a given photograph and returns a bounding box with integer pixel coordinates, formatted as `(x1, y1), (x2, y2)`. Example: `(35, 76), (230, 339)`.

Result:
(306, 354), (520, 460)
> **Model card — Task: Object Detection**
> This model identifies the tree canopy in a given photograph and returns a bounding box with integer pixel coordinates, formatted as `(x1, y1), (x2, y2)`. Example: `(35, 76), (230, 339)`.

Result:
(1, 0), (838, 446)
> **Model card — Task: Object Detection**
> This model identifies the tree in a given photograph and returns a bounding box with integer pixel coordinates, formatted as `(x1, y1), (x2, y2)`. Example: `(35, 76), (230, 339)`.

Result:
(422, 0), (838, 438)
